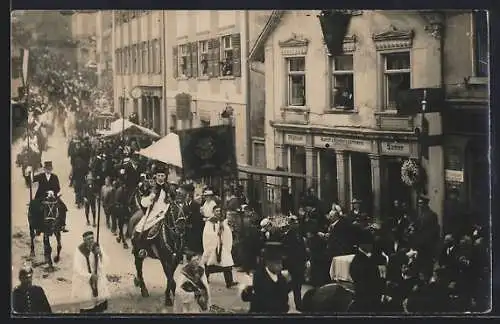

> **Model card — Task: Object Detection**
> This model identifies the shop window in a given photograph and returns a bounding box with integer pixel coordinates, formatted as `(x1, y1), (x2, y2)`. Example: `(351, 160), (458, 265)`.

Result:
(199, 40), (209, 76)
(331, 54), (354, 109)
(474, 10), (488, 77)
(287, 57), (306, 107)
(383, 52), (411, 111)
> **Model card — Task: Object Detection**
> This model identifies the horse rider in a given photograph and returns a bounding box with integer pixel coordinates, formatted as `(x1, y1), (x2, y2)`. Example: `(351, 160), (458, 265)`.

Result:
(31, 161), (69, 232)
(132, 164), (170, 258)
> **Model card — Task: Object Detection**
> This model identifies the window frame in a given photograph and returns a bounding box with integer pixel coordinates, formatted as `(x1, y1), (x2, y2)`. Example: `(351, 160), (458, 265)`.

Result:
(286, 56), (307, 108)
(330, 54), (354, 110)
(382, 51), (412, 112)
(472, 10), (488, 78)
(178, 43), (189, 77)
(198, 40), (209, 77)
(220, 35), (234, 76)
(141, 42), (147, 74)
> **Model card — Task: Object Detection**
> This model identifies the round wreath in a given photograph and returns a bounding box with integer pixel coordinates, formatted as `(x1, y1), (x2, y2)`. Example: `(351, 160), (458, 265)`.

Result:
(401, 159), (420, 186)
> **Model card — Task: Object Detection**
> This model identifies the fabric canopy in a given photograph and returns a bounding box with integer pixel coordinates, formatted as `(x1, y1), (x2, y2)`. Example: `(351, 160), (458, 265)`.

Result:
(137, 132), (183, 168)
(100, 118), (160, 139)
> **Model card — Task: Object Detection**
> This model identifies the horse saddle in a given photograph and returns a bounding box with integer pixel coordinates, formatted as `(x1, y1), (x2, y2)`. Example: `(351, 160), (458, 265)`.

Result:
(145, 222), (162, 240)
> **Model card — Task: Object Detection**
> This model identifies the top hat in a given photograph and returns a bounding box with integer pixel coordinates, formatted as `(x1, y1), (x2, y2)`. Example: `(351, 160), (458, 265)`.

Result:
(155, 164), (167, 174)
(43, 161), (53, 169)
(82, 230), (94, 239)
(181, 183), (195, 193)
(262, 242), (285, 262)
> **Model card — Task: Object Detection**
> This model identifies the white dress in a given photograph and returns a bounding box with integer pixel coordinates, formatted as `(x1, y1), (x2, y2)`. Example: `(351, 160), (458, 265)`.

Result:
(71, 246), (111, 310)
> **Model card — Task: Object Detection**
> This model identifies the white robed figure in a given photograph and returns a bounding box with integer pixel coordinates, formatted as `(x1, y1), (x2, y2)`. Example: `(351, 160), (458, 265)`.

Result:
(201, 206), (234, 268)
(71, 231), (110, 312)
(173, 255), (211, 313)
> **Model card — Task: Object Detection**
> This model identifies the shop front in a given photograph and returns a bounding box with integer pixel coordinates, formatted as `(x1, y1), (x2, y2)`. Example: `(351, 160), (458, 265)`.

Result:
(273, 126), (425, 221)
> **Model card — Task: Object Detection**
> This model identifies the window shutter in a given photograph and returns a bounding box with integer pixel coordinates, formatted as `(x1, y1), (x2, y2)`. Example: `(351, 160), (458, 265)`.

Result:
(186, 43), (192, 77)
(209, 38), (220, 77)
(149, 41), (154, 74)
(173, 46), (178, 79)
(232, 33), (242, 77)
(207, 39), (214, 77)
(191, 42), (198, 78)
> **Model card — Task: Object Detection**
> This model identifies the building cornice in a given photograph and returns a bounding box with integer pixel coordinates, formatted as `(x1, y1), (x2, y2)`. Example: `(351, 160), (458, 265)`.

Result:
(372, 26), (414, 51)
(270, 121), (418, 141)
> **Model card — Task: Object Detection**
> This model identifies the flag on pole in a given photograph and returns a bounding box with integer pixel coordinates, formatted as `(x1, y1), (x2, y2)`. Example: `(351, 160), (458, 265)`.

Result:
(21, 48), (29, 86)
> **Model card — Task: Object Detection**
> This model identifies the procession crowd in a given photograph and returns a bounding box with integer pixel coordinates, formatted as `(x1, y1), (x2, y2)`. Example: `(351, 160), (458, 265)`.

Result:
(12, 45), (489, 314)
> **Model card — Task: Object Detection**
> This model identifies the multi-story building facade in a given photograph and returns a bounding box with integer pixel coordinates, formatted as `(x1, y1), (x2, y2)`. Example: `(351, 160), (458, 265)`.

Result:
(249, 10), (489, 229)
(71, 11), (98, 70)
(112, 10), (269, 165)
(113, 10), (163, 133)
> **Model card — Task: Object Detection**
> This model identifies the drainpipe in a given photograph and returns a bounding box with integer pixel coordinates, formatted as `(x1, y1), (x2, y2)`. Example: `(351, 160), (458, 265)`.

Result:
(161, 10), (167, 135)
(245, 10), (252, 166)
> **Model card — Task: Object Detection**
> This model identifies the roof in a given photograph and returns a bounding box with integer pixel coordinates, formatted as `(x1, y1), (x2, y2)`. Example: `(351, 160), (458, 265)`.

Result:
(237, 164), (309, 179)
(248, 10), (285, 62)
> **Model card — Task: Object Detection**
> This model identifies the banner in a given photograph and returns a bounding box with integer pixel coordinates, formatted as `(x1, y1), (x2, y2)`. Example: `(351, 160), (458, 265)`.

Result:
(21, 48), (29, 86)
(178, 125), (237, 180)
(318, 10), (352, 56)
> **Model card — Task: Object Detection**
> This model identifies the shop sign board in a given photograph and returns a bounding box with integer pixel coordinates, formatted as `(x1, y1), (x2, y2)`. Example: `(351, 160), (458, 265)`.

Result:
(445, 169), (464, 183)
(381, 141), (411, 156)
(314, 135), (371, 152)
(285, 133), (307, 146)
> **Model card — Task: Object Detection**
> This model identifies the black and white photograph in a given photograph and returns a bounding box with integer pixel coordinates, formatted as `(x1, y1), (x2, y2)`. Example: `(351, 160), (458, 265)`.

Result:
(10, 9), (491, 315)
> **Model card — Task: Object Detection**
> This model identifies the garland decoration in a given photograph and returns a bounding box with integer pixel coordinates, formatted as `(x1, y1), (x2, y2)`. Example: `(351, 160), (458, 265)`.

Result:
(401, 159), (420, 186)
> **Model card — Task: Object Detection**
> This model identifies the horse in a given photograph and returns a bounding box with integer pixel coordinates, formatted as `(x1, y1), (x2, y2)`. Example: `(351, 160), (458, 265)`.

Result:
(27, 192), (64, 270)
(130, 198), (188, 306)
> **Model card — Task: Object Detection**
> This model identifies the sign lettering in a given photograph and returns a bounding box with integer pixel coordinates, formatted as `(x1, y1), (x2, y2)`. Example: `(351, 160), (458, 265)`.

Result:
(314, 136), (371, 152)
(445, 169), (464, 183)
(285, 133), (307, 146)
(380, 141), (411, 156)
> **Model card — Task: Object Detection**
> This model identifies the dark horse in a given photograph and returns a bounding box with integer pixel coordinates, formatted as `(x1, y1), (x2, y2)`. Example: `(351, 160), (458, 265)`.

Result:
(28, 194), (63, 271)
(130, 200), (187, 306)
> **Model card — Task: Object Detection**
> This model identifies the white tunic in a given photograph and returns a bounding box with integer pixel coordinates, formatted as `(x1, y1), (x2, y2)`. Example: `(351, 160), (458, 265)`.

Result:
(201, 200), (217, 219)
(136, 189), (169, 232)
(71, 246), (111, 309)
(202, 219), (234, 267)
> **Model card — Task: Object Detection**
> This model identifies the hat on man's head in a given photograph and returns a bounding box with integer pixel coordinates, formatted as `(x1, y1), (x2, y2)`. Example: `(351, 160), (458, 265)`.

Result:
(82, 231), (94, 239)
(19, 262), (33, 279)
(155, 163), (167, 174)
(203, 190), (214, 196)
(181, 183), (195, 192)
(262, 242), (285, 262)
(356, 229), (374, 247)
(43, 161), (53, 169)
(418, 195), (429, 204)
(351, 198), (362, 204)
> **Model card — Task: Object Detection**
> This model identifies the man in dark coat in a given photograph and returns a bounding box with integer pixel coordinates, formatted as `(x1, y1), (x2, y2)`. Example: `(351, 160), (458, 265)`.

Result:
(82, 173), (99, 227)
(348, 230), (385, 312)
(323, 211), (355, 258)
(12, 264), (52, 314)
(32, 161), (69, 232)
(182, 183), (204, 254)
(411, 196), (440, 277)
(241, 242), (292, 313)
(282, 215), (308, 311)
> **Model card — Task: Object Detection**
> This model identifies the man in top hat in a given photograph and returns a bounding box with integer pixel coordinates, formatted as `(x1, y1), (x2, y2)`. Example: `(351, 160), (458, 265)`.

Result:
(12, 263), (52, 314)
(348, 229), (385, 312)
(182, 183), (204, 254)
(240, 241), (292, 313)
(32, 161), (69, 232)
(71, 231), (110, 313)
